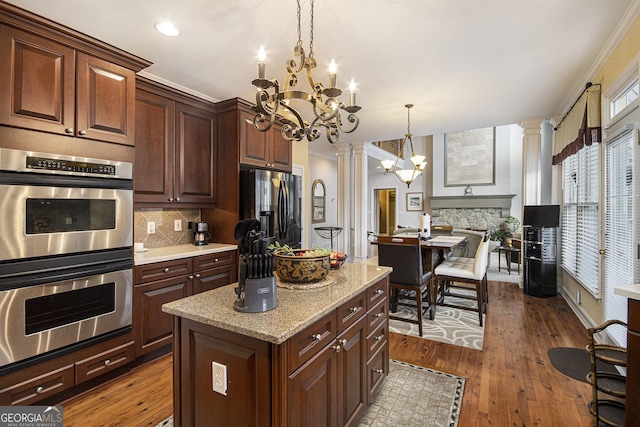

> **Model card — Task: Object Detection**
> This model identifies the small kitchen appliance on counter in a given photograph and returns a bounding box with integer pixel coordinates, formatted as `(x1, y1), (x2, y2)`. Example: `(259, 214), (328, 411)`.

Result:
(233, 219), (278, 313)
(193, 221), (210, 246)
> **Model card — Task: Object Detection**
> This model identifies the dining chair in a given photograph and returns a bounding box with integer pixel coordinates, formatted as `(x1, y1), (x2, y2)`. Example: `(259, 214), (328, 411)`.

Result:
(586, 319), (627, 426)
(377, 235), (432, 336)
(433, 238), (489, 326)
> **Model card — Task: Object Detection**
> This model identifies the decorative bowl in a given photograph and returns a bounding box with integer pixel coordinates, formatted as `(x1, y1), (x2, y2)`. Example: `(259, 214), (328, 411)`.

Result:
(330, 254), (348, 269)
(273, 250), (330, 283)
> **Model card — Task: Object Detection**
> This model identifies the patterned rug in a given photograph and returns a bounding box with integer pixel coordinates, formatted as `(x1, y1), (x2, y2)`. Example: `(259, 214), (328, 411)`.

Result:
(156, 359), (465, 427)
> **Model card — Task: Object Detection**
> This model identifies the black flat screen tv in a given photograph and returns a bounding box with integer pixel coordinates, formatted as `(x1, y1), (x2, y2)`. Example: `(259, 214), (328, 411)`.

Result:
(523, 205), (560, 227)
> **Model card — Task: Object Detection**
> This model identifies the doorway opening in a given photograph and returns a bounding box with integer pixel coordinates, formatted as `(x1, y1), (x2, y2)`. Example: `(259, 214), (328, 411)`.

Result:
(374, 188), (396, 236)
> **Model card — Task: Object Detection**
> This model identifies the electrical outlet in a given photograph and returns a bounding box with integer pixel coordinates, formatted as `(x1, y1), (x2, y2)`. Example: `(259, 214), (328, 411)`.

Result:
(174, 219), (182, 232)
(212, 362), (227, 395)
(147, 221), (156, 234)
(576, 290), (582, 305)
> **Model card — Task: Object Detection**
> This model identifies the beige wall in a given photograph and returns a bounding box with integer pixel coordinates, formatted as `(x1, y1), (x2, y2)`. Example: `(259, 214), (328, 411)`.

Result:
(559, 13), (640, 326)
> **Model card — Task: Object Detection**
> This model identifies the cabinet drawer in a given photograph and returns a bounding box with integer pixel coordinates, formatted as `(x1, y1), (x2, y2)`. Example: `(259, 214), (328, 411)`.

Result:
(366, 320), (387, 357)
(193, 250), (236, 271)
(75, 342), (134, 384)
(366, 278), (388, 310)
(0, 365), (74, 406)
(337, 292), (366, 333)
(366, 297), (388, 334)
(366, 344), (388, 403)
(193, 265), (236, 294)
(288, 313), (337, 373)
(135, 258), (193, 283)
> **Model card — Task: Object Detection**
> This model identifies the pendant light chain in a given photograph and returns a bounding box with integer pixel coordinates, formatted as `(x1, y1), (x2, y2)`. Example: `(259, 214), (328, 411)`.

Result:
(309, 0), (315, 58)
(296, 0), (302, 48)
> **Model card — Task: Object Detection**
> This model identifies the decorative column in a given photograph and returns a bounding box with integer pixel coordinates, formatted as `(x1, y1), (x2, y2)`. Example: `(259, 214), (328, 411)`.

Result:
(351, 141), (368, 262)
(520, 119), (544, 206)
(335, 142), (351, 255)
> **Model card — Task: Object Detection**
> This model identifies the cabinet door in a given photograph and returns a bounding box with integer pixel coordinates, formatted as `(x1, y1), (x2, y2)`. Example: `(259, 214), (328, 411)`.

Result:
(269, 123), (292, 172)
(133, 275), (190, 357)
(134, 89), (175, 204)
(239, 110), (270, 168)
(289, 344), (338, 427)
(337, 316), (367, 427)
(192, 265), (236, 295)
(175, 102), (216, 204)
(76, 53), (136, 145)
(0, 26), (75, 135)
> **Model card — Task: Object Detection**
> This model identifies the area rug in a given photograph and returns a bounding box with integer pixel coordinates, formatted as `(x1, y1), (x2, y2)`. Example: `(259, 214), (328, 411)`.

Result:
(487, 251), (520, 284)
(156, 359), (465, 427)
(388, 292), (485, 351)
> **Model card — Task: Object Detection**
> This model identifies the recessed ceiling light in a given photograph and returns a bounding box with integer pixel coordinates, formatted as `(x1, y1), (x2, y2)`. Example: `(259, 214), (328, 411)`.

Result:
(155, 21), (181, 37)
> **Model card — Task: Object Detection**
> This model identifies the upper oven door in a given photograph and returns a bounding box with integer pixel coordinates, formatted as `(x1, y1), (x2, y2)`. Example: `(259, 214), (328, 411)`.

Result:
(0, 184), (132, 261)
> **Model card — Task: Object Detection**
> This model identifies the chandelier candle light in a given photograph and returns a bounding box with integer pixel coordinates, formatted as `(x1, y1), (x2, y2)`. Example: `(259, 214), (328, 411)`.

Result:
(381, 104), (426, 188)
(251, 0), (361, 144)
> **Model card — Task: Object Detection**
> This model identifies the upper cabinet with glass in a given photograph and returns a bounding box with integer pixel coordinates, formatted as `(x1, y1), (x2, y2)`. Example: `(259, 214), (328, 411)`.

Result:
(312, 179), (326, 223)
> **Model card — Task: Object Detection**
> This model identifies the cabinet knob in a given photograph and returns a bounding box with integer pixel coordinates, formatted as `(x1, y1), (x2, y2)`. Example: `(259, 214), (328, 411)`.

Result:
(349, 307), (359, 313)
(188, 275), (194, 280)
(374, 312), (384, 318)
(375, 335), (384, 342)
(214, 258), (219, 262)
(164, 267), (170, 273)
(175, 197), (180, 202)
(104, 359), (111, 366)
(337, 339), (347, 346)
(168, 197), (174, 202)
(332, 344), (342, 353)
(374, 369), (383, 374)
(195, 273), (201, 279)
(375, 289), (384, 295)
(36, 386), (44, 394)
(79, 129), (87, 136)
(65, 128), (74, 134)
(311, 333), (322, 341)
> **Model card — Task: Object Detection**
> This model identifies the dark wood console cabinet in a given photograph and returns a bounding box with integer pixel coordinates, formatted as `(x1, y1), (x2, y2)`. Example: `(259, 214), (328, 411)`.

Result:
(626, 298), (639, 426)
(171, 276), (388, 427)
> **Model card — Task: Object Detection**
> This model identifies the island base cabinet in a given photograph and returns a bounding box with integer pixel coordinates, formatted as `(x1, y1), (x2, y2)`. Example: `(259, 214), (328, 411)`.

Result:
(174, 318), (272, 427)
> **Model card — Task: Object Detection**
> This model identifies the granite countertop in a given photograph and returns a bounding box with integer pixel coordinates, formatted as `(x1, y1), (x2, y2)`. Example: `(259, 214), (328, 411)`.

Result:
(614, 284), (640, 300)
(162, 262), (392, 345)
(134, 243), (238, 266)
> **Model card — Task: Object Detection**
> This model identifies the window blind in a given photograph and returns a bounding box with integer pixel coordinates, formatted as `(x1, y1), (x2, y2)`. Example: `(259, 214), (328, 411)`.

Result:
(604, 130), (634, 346)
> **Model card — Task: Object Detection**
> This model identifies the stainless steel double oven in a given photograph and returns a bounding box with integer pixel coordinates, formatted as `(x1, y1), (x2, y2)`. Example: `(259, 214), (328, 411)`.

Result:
(0, 148), (133, 371)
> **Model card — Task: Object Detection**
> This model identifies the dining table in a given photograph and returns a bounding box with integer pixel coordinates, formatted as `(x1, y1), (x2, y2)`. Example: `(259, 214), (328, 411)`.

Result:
(385, 233), (467, 320)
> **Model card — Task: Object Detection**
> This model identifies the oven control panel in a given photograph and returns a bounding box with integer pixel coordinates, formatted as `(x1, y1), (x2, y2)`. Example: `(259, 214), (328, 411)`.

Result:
(26, 156), (116, 176)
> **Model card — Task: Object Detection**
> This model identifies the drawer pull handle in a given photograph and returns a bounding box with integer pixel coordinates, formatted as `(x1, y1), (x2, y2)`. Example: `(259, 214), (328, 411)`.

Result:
(36, 386), (44, 394)
(375, 289), (384, 295)
(374, 369), (383, 374)
(188, 275), (194, 280)
(332, 345), (342, 353)
(214, 258), (219, 262)
(104, 359), (111, 366)
(375, 335), (384, 342)
(374, 312), (384, 318)
(337, 339), (347, 346)
(195, 273), (201, 279)
(164, 267), (170, 273)
(349, 307), (359, 313)
(311, 333), (322, 341)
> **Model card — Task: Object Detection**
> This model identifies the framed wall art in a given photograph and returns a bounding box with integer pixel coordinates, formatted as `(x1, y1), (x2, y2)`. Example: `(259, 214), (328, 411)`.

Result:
(444, 127), (496, 186)
(406, 192), (423, 211)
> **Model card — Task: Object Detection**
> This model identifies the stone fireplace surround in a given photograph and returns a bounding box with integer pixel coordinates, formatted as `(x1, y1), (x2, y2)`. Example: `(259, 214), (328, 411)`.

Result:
(429, 194), (516, 231)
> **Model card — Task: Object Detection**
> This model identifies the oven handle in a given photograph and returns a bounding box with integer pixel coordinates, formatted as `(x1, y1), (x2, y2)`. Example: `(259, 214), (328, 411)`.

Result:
(0, 171), (132, 190)
(0, 259), (132, 292)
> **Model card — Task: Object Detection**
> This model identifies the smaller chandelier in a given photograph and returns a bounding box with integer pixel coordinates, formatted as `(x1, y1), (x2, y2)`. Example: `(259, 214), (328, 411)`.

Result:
(381, 104), (426, 188)
(251, 0), (360, 144)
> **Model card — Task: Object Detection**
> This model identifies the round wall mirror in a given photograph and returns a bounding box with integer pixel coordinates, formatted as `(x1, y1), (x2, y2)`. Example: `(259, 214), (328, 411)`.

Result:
(312, 179), (326, 224)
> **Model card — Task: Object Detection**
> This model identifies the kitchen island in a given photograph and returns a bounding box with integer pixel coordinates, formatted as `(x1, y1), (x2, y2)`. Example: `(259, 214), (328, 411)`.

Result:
(163, 262), (392, 427)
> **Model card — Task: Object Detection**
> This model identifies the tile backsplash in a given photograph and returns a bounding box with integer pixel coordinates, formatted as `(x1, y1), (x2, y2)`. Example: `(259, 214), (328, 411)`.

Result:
(134, 208), (200, 248)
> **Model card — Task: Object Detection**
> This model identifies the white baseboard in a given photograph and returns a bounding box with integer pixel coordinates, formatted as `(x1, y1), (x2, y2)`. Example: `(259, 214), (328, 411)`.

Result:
(559, 285), (597, 330)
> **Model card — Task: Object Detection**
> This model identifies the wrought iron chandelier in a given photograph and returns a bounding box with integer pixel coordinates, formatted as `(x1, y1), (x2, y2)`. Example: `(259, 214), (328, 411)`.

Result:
(251, 0), (360, 144)
(381, 104), (426, 188)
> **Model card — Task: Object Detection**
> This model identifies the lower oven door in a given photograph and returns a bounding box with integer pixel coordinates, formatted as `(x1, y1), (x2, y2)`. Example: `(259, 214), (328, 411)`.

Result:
(0, 269), (132, 368)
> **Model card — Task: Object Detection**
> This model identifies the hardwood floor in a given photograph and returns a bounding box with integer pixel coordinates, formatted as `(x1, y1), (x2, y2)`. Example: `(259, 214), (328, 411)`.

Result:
(60, 280), (594, 426)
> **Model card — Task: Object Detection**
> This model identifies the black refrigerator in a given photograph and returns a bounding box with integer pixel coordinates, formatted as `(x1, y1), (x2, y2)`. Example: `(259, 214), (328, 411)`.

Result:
(522, 205), (559, 297)
(240, 168), (302, 248)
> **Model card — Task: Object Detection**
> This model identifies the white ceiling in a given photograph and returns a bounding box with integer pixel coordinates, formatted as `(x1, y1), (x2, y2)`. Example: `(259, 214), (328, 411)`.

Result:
(7, 0), (638, 148)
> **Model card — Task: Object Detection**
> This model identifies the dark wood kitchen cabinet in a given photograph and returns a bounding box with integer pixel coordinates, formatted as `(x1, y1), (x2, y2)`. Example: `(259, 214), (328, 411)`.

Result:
(239, 109), (292, 172)
(134, 77), (217, 207)
(0, 18), (148, 146)
(133, 250), (237, 358)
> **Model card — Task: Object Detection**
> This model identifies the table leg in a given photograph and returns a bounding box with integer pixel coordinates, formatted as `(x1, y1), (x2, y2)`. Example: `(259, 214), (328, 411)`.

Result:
(507, 253), (511, 275)
(498, 249), (502, 272)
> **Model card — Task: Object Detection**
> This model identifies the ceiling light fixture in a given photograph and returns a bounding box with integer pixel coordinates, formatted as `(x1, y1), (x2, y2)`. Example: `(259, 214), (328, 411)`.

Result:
(155, 21), (181, 37)
(251, 0), (360, 144)
(381, 104), (426, 188)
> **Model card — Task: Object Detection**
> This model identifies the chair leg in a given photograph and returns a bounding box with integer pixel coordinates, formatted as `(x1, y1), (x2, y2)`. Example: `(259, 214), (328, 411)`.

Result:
(477, 280), (484, 327)
(416, 285), (423, 337)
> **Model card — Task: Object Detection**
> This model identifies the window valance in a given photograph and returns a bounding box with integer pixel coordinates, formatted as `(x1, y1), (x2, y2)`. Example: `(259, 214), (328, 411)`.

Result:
(552, 86), (601, 165)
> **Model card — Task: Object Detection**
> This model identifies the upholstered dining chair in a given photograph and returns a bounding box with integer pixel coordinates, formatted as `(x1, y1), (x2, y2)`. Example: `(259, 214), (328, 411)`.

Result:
(433, 238), (489, 326)
(377, 235), (432, 336)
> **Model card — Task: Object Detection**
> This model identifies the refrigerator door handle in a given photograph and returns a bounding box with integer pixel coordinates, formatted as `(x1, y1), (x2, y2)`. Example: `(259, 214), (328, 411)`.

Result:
(277, 181), (287, 239)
